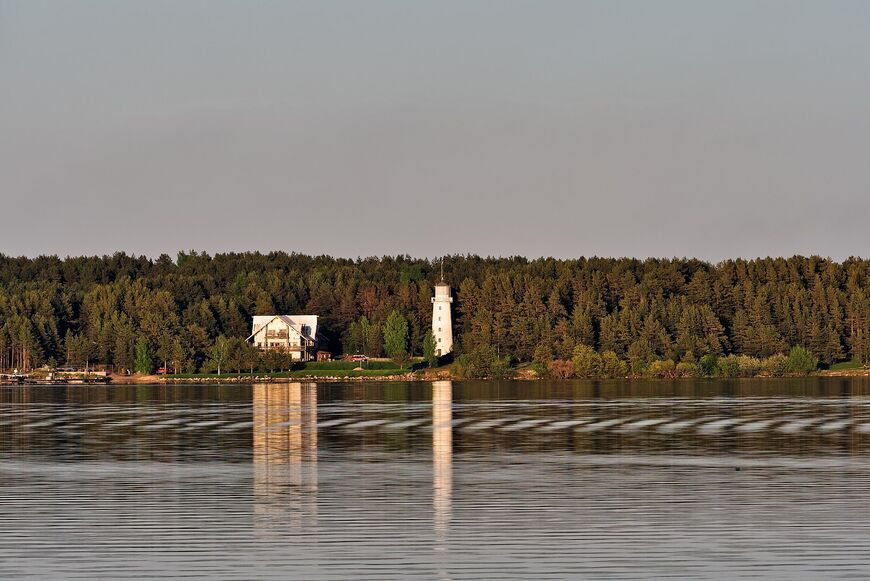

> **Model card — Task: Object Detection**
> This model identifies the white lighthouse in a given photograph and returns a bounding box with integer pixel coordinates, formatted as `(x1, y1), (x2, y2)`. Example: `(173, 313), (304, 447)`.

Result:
(431, 275), (454, 357)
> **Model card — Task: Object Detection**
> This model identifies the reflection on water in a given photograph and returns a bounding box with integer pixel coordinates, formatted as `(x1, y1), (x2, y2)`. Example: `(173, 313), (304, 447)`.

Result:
(4, 378), (870, 578)
(432, 380), (452, 542)
(253, 383), (318, 532)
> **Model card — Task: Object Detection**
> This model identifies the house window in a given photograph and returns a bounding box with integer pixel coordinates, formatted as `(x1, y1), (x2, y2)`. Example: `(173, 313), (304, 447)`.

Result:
(438, 327), (441, 332)
(438, 316), (441, 321)
(438, 306), (441, 310)
(438, 337), (441, 343)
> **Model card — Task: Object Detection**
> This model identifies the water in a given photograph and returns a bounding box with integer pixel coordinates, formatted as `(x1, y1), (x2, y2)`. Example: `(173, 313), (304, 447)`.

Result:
(3, 378), (870, 579)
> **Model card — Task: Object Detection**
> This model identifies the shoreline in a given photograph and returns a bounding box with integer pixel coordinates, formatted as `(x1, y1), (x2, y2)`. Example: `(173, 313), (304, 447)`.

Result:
(4, 369), (869, 386)
(109, 368), (870, 384)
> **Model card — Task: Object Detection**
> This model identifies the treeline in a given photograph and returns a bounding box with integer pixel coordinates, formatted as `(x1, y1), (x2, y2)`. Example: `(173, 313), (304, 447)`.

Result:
(1, 252), (869, 373)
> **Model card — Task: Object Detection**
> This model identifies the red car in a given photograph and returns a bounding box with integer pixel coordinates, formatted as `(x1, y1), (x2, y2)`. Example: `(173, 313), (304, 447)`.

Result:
(156, 366), (170, 375)
(348, 354), (369, 362)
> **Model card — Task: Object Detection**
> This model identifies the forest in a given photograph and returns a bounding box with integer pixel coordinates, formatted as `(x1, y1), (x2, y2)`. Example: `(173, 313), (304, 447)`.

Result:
(0, 252), (869, 375)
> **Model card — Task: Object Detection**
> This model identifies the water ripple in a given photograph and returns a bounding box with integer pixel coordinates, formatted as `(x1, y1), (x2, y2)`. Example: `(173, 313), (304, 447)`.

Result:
(3, 379), (870, 579)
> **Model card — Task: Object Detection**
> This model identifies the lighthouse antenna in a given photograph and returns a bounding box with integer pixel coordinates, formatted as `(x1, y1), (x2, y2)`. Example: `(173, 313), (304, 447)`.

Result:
(440, 257), (444, 282)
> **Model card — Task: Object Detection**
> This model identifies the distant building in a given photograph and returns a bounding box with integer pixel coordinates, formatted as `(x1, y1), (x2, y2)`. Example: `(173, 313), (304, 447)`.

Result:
(431, 280), (454, 356)
(247, 315), (321, 361)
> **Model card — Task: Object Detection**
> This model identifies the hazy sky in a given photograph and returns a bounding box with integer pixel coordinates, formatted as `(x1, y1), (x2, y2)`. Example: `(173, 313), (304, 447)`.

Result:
(2, 1), (869, 261)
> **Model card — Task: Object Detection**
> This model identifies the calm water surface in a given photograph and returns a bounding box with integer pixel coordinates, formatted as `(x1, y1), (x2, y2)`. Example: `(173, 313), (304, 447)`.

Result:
(3, 378), (870, 579)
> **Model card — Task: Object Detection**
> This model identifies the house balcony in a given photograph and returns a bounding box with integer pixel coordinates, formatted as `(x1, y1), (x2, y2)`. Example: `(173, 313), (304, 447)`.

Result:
(257, 344), (305, 352)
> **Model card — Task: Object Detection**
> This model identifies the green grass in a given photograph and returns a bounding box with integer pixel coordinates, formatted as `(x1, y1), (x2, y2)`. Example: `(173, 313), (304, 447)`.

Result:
(163, 373), (216, 379)
(829, 359), (865, 371)
(281, 369), (406, 378)
(165, 368), (407, 379)
(295, 360), (401, 371)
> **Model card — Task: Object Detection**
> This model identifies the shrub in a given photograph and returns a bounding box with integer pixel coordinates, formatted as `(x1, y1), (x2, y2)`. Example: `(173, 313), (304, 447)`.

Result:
(735, 355), (762, 377)
(786, 346), (818, 374)
(599, 351), (627, 378)
(647, 359), (676, 378)
(761, 353), (788, 376)
(718, 354), (764, 377)
(627, 340), (654, 375)
(698, 354), (719, 376)
(572, 344), (600, 377)
(547, 359), (575, 379)
(529, 362), (549, 377)
(676, 361), (700, 378)
(452, 353), (480, 378)
(453, 348), (514, 379)
(717, 355), (740, 377)
(423, 330), (438, 368)
(489, 355), (514, 379)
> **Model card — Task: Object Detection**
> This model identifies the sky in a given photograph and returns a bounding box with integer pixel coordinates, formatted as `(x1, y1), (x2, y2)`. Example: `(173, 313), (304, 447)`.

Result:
(2, 0), (870, 262)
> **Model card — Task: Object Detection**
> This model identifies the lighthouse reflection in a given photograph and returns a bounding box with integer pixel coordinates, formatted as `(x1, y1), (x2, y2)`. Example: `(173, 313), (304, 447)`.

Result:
(253, 382), (318, 531)
(432, 380), (453, 541)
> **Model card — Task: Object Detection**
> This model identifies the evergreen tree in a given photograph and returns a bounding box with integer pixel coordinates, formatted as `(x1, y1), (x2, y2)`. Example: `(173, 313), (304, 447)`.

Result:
(1, 252), (869, 372)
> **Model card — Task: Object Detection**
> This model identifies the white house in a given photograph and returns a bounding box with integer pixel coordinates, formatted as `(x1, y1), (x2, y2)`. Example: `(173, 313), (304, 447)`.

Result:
(247, 315), (320, 361)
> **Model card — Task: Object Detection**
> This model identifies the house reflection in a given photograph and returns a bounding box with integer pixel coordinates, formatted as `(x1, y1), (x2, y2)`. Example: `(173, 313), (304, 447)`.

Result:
(253, 382), (318, 531)
(432, 380), (452, 540)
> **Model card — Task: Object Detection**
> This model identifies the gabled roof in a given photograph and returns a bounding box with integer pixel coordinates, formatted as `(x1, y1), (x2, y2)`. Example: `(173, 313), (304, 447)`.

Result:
(247, 315), (318, 342)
